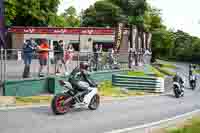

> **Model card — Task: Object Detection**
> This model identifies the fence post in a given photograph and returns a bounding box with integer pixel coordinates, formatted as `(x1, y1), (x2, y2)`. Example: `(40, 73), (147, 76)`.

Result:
(0, 48), (3, 82)
(4, 49), (7, 81)
(47, 50), (50, 76)
(0, 48), (3, 95)
(17, 50), (22, 61)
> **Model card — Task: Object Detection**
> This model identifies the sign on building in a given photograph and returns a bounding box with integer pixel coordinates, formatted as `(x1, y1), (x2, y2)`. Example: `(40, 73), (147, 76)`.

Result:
(114, 23), (124, 52)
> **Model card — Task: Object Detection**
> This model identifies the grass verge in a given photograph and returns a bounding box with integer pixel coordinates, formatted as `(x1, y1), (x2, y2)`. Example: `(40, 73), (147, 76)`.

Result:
(98, 81), (154, 97)
(159, 63), (176, 69)
(194, 70), (200, 74)
(156, 60), (177, 69)
(166, 117), (200, 133)
(98, 81), (127, 97)
(156, 67), (176, 76)
(16, 96), (52, 106)
(127, 71), (146, 77)
(149, 65), (165, 78)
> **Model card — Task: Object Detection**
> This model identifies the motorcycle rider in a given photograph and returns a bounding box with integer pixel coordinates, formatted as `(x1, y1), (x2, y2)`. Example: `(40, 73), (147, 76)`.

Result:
(68, 62), (97, 90)
(173, 73), (184, 91)
(189, 64), (197, 85)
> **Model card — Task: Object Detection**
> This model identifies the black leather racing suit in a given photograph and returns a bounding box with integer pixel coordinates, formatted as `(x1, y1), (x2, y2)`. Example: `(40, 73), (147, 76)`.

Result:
(68, 67), (97, 90)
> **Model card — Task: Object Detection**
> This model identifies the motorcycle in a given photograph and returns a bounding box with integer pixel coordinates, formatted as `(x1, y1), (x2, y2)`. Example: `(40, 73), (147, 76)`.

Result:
(51, 69), (100, 115)
(190, 75), (196, 90)
(173, 82), (184, 98)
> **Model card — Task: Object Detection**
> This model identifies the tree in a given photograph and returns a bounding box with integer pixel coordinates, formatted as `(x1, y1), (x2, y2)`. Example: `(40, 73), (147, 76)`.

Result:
(4, 0), (60, 26)
(48, 14), (67, 27)
(81, 1), (122, 27)
(61, 6), (80, 27)
(81, 5), (97, 27)
(4, 0), (17, 26)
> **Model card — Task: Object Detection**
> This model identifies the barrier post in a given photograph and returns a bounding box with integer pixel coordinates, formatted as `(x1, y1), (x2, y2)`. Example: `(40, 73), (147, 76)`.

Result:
(17, 50), (22, 61)
(4, 49), (7, 81)
(0, 48), (3, 95)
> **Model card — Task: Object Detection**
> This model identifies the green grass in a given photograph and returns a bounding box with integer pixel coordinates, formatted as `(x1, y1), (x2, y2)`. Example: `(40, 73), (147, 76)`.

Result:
(127, 71), (146, 77)
(127, 67), (165, 78)
(16, 96), (52, 106)
(167, 117), (200, 133)
(156, 61), (177, 69)
(149, 66), (165, 78)
(98, 81), (151, 97)
(161, 63), (176, 69)
(98, 81), (127, 97)
(194, 70), (200, 74)
(157, 67), (176, 76)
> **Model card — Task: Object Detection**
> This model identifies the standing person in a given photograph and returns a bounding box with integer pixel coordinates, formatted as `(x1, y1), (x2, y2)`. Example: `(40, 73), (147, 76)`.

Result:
(54, 40), (65, 74)
(108, 48), (114, 69)
(22, 39), (35, 78)
(99, 44), (103, 53)
(64, 44), (74, 73)
(93, 44), (99, 71)
(98, 44), (103, 70)
(37, 39), (49, 77)
(128, 48), (134, 69)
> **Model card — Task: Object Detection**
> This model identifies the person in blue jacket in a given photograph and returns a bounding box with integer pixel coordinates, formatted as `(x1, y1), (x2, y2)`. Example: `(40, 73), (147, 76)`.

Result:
(22, 39), (35, 78)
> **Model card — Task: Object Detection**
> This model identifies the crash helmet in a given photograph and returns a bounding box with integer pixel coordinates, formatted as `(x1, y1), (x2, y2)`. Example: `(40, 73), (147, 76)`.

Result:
(80, 62), (90, 70)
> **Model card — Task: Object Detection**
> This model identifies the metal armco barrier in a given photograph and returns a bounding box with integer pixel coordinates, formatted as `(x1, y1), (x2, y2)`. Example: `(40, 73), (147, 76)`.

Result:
(112, 74), (165, 93)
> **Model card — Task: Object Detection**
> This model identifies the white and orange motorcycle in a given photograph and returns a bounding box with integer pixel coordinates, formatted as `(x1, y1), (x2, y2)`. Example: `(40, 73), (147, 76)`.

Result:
(51, 67), (100, 115)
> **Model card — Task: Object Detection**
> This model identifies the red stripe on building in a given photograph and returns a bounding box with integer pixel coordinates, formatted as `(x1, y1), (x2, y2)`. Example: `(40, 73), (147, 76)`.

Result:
(8, 27), (116, 35)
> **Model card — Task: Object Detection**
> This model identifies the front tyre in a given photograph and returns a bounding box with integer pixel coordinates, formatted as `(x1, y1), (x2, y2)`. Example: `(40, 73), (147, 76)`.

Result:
(174, 88), (180, 98)
(88, 94), (100, 110)
(51, 93), (72, 115)
(191, 82), (196, 90)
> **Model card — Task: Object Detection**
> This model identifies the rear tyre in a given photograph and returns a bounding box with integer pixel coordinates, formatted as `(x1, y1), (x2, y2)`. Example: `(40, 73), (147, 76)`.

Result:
(51, 93), (72, 115)
(88, 94), (100, 110)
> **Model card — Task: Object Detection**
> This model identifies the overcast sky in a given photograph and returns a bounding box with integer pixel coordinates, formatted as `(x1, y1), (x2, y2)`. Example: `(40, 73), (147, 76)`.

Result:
(58, 0), (200, 37)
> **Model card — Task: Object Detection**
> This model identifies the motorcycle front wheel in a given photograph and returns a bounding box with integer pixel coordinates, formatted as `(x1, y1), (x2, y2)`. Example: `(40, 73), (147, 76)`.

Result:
(51, 93), (73, 115)
(88, 94), (100, 110)
(191, 83), (196, 90)
(173, 88), (180, 98)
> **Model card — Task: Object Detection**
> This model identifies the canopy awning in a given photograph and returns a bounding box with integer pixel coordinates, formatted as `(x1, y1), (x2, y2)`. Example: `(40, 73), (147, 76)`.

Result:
(69, 40), (80, 44)
(93, 40), (114, 43)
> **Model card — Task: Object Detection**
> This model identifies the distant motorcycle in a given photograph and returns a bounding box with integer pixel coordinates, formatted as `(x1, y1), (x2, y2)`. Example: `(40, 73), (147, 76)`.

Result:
(189, 75), (196, 90)
(173, 82), (184, 98)
(51, 67), (100, 115)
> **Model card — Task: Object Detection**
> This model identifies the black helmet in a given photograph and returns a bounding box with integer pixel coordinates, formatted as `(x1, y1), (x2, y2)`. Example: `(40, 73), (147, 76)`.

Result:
(80, 62), (89, 70)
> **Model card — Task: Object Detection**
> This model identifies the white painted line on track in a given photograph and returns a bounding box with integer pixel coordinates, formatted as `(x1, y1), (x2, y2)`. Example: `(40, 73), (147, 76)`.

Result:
(105, 109), (200, 133)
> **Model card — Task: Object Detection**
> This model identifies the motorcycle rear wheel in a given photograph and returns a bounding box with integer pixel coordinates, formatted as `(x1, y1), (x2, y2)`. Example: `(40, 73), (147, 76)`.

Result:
(51, 93), (72, 115)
